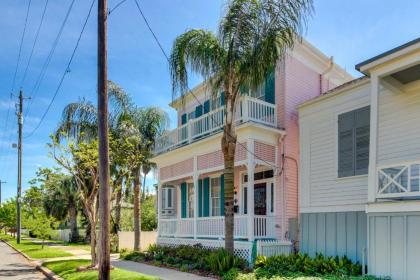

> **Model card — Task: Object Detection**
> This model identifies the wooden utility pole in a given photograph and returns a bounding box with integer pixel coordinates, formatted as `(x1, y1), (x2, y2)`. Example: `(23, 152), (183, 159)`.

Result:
(97, 0), (110, 278)
(16, 89), (23, 244)
(0, 180), (6, 204)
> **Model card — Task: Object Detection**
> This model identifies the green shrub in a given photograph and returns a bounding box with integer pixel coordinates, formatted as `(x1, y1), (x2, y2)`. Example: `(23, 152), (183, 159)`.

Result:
(254, 253), (363, 278)
(206, 248), (246, 275)
(223, 268), (241, 280)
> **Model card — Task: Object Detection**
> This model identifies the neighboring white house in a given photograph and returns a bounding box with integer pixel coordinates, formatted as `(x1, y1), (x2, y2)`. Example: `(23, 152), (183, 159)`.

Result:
(298, 38), (420, 280)
(152, 39), (350, 263)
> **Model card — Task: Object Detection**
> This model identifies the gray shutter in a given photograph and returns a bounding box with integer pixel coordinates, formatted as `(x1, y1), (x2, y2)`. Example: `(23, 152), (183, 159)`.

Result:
(338, 111), (355, 177)
(355, 106), (370, 175)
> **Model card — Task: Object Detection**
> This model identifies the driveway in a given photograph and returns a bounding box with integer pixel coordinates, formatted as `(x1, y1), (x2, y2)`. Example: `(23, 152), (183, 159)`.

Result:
(0, 241), (46, 279)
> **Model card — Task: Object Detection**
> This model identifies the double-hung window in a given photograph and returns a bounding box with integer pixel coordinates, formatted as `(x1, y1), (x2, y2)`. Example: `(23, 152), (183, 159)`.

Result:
(210, 177), (221, 216)
(338, 106), (370, 177)
(162, 186), (175, 209)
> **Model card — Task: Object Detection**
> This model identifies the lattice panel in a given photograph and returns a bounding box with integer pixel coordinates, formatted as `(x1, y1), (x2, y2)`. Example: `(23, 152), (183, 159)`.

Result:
(157, 237), (253, 264)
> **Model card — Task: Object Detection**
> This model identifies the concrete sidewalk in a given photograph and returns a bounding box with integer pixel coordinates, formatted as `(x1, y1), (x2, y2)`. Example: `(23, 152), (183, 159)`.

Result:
(0, 241), (46, 280)
(112, 260), (216, 280)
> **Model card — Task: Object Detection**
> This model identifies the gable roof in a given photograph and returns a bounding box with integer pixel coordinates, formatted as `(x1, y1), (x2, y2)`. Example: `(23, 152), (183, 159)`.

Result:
(355, 37), (420, 73)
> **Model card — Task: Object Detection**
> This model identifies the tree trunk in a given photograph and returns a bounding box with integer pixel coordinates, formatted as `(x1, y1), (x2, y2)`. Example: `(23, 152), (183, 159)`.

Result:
(68, 203), (79, 243)
(90, 219), (97, 266)
(133, 168), (141, 251)
(113, 183), (123, 252)
(222, 93), (237, 254)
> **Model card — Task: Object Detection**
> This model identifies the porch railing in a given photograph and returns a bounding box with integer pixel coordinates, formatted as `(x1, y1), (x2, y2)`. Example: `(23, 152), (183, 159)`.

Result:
(154, 96), (277, 155)
(159, 215), (276, 239)
(377, 160), (420, 199)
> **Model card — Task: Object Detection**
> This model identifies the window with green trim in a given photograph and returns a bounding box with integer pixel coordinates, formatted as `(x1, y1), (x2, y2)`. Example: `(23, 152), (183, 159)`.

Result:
(210, 177), (221, 216)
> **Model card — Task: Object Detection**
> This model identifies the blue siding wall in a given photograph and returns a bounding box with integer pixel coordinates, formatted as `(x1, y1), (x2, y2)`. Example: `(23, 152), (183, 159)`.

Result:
(300, 211), (367, 263)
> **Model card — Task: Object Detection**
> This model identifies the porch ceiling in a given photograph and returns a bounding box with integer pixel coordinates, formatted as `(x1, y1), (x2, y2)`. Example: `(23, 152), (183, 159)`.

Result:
(390, 63), (420, 84)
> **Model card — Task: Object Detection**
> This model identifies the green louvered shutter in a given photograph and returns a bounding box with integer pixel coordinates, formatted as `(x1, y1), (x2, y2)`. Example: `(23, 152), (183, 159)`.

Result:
(198, 179), (203, 217)
(220, 174), (225, 216)
(195, 105), (203, 118)
(203, 100), (210, 114)
(181, 182), (187, 218)
(264, 70), (275, 104)
(181, 113), (187, 125)
(203, 177), (210, 217)
(220, 92), (225, 106)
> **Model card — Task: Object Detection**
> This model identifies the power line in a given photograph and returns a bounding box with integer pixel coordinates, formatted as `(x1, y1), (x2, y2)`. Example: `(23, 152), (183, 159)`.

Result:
(20, 0), (50, 86)
(108, 0), (128, 15)
(0, 0), (31, 162)
(24, 0), (76, 120)
(24, 0), (96, 138)
(131, 0), (280, 171)
(11, 0), (32, 93)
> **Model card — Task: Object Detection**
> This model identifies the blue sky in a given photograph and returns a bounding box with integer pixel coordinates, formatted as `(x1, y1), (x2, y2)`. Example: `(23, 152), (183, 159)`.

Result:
(1, 0), (419, 202)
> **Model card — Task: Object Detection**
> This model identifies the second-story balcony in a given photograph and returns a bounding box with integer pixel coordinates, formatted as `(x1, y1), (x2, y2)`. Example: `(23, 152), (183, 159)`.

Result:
(154, 96), (277, 155)
(377, 160), (420, 199)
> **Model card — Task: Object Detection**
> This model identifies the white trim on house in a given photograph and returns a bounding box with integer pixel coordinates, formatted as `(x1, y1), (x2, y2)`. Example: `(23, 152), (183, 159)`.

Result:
(300, 204), (366, 213)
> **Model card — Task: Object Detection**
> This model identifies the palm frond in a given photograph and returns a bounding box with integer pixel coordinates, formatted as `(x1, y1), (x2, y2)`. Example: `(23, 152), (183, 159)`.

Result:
(169, 29), (226, 99)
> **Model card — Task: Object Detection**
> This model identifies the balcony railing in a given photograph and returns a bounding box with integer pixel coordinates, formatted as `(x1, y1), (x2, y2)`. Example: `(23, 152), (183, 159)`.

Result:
(377, 160), (420, 199)
(154, 96), (277, 155)
(158, 215), (276, 239)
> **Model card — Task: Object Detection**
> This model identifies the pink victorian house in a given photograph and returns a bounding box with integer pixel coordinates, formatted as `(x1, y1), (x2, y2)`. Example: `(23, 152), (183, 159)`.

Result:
(151, 39), (351, 262)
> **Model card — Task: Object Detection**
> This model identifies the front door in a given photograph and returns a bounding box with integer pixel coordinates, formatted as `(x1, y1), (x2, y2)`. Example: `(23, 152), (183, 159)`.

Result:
(254, 183), (267, 215)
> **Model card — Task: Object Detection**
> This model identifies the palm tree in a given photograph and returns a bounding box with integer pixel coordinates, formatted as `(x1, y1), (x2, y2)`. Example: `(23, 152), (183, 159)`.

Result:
(169, 0), (312, 253)
(126, 107), (168, 251)
(54, 81), (132, 265)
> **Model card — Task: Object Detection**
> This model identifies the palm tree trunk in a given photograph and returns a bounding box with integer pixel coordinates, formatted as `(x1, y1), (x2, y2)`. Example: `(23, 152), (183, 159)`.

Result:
(68, 203), (79, 243)
(133, 168), (141, 251)
(141, 173), (147, 202)
(113, 182), (123, 252)
(222, 97), (236, 254)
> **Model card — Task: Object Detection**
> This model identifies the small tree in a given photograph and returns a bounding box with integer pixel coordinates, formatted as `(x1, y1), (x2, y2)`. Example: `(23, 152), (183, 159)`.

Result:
(0, 199), (17, 235)
(23, 208), (56, 248)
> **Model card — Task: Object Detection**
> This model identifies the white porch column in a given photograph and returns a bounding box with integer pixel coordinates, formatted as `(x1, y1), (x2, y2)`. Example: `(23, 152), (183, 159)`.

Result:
(368, 75), (379, 203)
(247, 139), (255, 241)
(157, 181), (162, 237)
(193, 156), (198, 239)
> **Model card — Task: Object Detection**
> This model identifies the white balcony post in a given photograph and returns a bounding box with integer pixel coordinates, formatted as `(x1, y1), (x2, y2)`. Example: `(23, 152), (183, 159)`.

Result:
(188, 120), (193, 143)
(242, 96), (249, 123)
(247, 139), (255, 241)
(193, 157), (198, 239)
(157, 181), (162, 237)
(368, 75), (379, 203)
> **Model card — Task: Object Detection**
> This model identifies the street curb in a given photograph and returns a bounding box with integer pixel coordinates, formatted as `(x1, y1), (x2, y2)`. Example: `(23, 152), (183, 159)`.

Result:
(0, 238), (63, 280)
(36, 263), (63, 280)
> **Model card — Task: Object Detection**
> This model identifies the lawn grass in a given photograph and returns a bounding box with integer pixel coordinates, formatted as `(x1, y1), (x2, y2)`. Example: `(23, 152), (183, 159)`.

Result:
(0, 232), (72, 259)
(44, 259), (160, 280)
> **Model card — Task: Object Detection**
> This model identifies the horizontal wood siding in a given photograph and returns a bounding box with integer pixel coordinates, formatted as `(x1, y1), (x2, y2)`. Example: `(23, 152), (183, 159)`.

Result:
(299, 83), (370, 210)
(377, 88), (420, 166)
(300, 211), (367, 263)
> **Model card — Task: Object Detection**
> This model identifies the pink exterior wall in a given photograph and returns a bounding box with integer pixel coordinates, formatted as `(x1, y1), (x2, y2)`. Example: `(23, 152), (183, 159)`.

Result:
(197, 142), (247, 171)
(276, 56), (337, 239)
(160, 158), (194, 181)
(254, 141), (276, 164)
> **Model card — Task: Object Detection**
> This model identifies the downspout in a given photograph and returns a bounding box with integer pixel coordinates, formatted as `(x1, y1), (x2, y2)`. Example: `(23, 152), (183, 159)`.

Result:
(320, 56), (334, 94)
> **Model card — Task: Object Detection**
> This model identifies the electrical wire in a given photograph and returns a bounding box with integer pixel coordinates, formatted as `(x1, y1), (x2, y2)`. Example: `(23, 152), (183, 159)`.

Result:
(20, 0), (49, 87)
(24, 0), (76, 121)
(24, 0), (96, 138)
(0, 0), (31, 161)
(108, 0), (128, 15)
(131, 0), (280, 171)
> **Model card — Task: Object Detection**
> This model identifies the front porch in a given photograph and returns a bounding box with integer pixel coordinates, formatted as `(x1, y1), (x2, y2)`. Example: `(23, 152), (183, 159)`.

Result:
(157, 164), (282, 242)
(159, 214), (276, 239)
